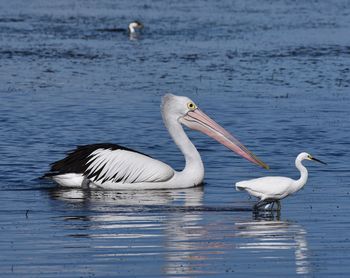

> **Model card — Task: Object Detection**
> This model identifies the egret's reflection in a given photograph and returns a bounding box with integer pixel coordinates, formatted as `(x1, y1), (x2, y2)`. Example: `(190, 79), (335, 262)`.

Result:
(235, 212), (310, 275)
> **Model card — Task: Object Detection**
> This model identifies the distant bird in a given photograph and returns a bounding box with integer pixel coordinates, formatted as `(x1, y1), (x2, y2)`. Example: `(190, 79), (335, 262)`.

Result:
(127, 21), (144, 34)
(44, 94), (268, 190)
(96, 21), (143, 34)
(235, 152), (326, 210)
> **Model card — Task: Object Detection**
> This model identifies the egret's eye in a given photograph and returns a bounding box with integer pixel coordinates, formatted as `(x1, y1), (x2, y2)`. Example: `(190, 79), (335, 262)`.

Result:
(187, 102), (196, 110)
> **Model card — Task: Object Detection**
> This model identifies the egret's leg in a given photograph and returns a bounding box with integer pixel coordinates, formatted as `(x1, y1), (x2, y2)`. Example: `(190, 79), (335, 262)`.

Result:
(276, 210), (281, 220)
(276, 200), (281, 211)
(254, 200), (269, 210)
(253, 200), (263, 210)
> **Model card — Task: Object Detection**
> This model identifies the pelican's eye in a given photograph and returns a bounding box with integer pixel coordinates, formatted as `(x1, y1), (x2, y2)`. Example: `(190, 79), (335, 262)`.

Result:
(187, 102), (196, 110)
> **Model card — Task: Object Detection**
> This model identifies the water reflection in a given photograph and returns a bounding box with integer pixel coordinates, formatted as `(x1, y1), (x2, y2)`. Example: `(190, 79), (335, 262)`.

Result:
(129, 33), (141, 41)
(48, 187), (310, 276)
(235, 212), (310, 275)
(50, 187), (198, 207)
(49, 187), (207, 276)
(164, 200), (205, 276)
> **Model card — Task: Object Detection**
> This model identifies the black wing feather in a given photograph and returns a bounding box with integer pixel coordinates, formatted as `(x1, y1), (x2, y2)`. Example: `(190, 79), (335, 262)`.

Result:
(43, 143), (149, 178)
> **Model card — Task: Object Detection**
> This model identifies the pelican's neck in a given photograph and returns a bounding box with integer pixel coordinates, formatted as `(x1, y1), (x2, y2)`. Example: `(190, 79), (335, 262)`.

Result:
(163, 115), (204, 185)
(293, 158), (308, 192)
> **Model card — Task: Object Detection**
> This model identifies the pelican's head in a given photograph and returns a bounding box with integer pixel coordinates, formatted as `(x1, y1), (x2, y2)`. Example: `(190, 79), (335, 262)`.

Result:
(128, 21), (144, 33)
(298, 152), (327, 164)
(161, 93), (269, 169)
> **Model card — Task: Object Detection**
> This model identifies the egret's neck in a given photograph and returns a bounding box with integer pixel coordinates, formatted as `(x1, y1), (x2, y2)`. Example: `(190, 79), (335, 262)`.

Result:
(163, 116), (204, 184)
(293, 159), (308, 192)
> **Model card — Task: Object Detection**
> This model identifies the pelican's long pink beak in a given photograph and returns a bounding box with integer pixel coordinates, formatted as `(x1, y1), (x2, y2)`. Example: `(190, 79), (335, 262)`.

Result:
(181, 109), (269, 169)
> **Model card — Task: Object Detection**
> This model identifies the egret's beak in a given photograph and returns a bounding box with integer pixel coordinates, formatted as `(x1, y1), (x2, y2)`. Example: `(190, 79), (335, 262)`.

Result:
(181, 108), (269, 169)
(310, 156), (327, 165)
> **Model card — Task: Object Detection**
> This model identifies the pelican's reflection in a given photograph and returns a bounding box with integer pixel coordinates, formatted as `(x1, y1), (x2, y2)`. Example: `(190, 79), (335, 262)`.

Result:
(235, 213), (310, 275)
(49, 186), (206, 275)
(49, 187), (197, 206)
(163, 191), (205, 276)
(50, 187), (203, 210)
(47, 187), (311, 276)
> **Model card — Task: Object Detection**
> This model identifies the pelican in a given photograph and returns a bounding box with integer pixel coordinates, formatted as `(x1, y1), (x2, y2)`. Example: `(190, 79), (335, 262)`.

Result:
(235, 152), (326, 210)
(96, 21), (143, 34)
(44, 94), (268, 190)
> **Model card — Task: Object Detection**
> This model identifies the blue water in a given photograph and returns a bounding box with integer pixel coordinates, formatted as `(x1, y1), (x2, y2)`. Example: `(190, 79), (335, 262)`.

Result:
(1, 0), (350, 276)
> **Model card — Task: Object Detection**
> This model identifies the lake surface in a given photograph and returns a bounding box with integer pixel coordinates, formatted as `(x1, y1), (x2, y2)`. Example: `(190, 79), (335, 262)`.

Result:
(0, 0), (350, 277)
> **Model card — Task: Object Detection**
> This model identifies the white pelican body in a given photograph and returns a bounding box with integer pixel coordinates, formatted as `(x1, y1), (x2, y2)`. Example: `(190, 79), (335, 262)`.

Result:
(236, 152), (326, 210)
(45, 94), (268, 190)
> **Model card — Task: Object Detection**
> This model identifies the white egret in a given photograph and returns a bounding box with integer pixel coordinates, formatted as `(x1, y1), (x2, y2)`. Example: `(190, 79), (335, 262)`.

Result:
(235, 152), (326, 210)
(44, 94), (268, 190)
